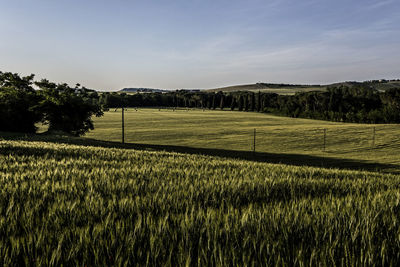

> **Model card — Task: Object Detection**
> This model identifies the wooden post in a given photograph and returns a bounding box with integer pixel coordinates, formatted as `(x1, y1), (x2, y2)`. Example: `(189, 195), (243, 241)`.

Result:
(122, 107), (125, 144)
(253, 128), (256, 153)
(372, 126), (375, 148)
(323, 128), (326, 152)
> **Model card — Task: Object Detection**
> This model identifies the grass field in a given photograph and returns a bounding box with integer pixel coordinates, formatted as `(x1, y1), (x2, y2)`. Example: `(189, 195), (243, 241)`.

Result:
(84, 109), (400, 173)
(205, 81), (400, 94)
(1, 139), (400, 265)
(3, 108), (400, 265)
(205, 83), (325, 94)
(256, 86), (325, 95)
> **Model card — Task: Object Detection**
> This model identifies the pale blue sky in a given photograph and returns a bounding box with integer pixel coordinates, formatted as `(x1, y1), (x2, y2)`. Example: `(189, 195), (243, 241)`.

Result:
(1, 0), (399, 90)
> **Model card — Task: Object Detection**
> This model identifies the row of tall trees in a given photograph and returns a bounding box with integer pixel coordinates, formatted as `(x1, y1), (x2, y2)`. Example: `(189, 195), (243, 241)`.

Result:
(0, 71), (103, 135)
(274, 86), (400, 123)
(3, 70), (400, 134)
(101, 85), (400, 123)
(101, 91), (266, 111)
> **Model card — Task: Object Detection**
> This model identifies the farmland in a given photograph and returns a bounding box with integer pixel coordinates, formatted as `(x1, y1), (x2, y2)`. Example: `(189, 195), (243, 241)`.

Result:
(205, 82), (325, 94)
(1, 139), (400, 265)
(205, 81), (400, 94)
(84, 108), (400, 173)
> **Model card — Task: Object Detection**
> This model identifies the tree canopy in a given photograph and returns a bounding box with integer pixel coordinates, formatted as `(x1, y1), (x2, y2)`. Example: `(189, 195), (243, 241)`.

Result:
(100, 84), (400, 124)
(0, 71), (103, 135)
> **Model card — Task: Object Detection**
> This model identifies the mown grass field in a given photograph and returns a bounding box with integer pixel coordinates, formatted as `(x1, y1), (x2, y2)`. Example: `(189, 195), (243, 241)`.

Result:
(1, 139), (400, 266)
(206, 83), (325, 94)
(256, 86), (325, 95)
(85, 108), (400, 173)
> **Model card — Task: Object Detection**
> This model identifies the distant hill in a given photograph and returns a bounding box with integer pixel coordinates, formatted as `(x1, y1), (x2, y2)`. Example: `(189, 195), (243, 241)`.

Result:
(206, 83), (325, 95)
(205, 80), (400, 94)
(326, 80), (400, 91)
(372, 81), (400, 91)
(119, 88), (202, 93)
(120, 88), (170, 93)
(117, 80), (400, 95)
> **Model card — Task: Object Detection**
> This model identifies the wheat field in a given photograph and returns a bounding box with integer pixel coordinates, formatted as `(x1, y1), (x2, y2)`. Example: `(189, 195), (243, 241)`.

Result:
(84, 109), (400, 173)
(1, 139), (400, 265)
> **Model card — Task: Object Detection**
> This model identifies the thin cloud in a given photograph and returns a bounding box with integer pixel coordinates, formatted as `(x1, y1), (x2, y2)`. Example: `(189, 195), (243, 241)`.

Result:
(365, 0), (395, 10)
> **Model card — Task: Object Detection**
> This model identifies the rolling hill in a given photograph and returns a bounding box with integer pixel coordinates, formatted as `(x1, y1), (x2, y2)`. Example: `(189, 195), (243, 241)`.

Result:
(204, 80), (400, 94)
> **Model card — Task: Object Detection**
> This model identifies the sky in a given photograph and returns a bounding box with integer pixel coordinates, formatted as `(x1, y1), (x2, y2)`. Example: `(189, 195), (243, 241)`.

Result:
(1, 0), (399, 91)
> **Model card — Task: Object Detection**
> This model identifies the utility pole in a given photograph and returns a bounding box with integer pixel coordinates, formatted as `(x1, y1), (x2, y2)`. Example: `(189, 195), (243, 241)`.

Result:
(253, 128), (256, 153)
(122, 107), (125, 144)
(372, 127), (376, 148)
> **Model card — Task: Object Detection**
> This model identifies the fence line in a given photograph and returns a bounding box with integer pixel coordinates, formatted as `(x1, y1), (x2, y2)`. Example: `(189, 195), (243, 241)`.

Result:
(117, 111), (399, 154)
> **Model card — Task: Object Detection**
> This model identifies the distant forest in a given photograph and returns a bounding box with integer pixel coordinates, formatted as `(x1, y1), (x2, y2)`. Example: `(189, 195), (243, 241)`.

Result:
(101, 84), (400, 124)
(2, 70), (400, 136)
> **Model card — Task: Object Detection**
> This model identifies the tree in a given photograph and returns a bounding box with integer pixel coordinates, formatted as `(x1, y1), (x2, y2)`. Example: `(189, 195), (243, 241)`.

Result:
(238, 95), (244, 111)
(0, 72), (42, 133)
(244, 94), (249, 111)
(212, 94), (216, 109)
(250, 92), (255, 111)
(207, 94), (212, 109)
(381, 88), (400, 122)
(230, 96), (236, 110)
(0, 71), (35, 91)
(35, 79), (103, 136)
(219, 94), (225, 110)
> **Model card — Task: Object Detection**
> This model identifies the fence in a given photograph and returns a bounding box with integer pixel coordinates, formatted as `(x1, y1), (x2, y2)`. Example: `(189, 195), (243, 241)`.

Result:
(115, 110), (400, 155)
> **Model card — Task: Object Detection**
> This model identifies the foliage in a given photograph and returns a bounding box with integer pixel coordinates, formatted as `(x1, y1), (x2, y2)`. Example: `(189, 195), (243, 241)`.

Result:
(0, 71), (103, 136)
(0, 72), (42, 133)
(100, 84), (400, 123)
(35, 80), (103, 136)
(1, 140), (400, 265)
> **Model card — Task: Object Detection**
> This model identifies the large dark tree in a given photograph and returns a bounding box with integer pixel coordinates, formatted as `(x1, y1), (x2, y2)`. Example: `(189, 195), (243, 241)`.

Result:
(0, 72), (42, 133)
(250, 92), (255, 111)
(244, 94), (249, 111)
(230, 96), (236, 110)
(219, 94), (225, 110)
(211, 94), (216, 110)
(35, 79), (103, 136)
(380, 88), (400, 122)
(238, 95), (244, 111)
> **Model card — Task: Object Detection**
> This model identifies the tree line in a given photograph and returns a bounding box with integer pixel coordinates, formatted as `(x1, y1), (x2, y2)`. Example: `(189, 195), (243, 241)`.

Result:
(101, 85), (400, 123)
(0, 71), (103, 135)
(2, 70), (400, 136)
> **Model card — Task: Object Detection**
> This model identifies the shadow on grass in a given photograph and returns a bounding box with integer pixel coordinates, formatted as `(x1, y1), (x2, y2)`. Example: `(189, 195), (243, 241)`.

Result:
(1, 132), (399, 174)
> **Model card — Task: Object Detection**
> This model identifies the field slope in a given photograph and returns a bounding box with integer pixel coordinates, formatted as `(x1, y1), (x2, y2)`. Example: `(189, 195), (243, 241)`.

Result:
(84, 109), (400, 173)
(1, 139), (400, 265)
(205, 81), (400, 94)
(206, 83), (325, 94)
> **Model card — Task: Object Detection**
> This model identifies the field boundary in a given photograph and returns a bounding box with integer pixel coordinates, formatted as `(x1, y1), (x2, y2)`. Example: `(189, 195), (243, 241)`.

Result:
(2, 133), (398, 174)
